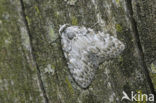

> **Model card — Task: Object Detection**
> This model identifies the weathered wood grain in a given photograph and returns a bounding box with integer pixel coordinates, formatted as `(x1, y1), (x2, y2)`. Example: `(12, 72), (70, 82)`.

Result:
(0, 0), (155, 102)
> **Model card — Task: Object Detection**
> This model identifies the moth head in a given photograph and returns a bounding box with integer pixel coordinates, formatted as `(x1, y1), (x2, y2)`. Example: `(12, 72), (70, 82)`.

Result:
(59, 24), (78, 40)
(59, 24), (70, 35)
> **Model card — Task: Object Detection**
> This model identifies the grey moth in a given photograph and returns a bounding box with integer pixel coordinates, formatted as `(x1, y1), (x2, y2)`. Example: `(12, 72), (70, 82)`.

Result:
(59, 24), (125, 88)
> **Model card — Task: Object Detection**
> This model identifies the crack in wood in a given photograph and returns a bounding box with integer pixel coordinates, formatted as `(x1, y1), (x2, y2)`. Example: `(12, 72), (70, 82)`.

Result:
(125, 0), (156, 98)
(19, 0), (49, 103)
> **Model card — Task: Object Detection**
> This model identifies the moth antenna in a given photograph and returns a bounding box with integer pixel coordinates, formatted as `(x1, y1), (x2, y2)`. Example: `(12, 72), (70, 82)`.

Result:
(59, 24), (70, 34)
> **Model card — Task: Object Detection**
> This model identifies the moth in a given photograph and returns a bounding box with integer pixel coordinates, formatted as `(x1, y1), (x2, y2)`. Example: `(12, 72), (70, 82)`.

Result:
(59, 24), (125, 88)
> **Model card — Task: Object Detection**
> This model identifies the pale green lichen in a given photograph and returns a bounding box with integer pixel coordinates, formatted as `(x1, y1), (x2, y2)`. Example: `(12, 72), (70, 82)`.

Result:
(115, 24), (122, 32)
(4, 32), (12, 46)
(0, 19), (2, 24)
(34, 5), (40, 15)
(34, 5), (41, 19)
(150, 72), (156, 89)
(65, 76), (74, 94)
(44, 64), (55, 75)
(66, 0), (77, 5)
(118, 56), (123, 62)
(26, 16), (31, 26)
(136, 90), (147, 102)
(112, 0), (121, 7)
(71, 16), (78, 25)
(150, 62), (156, 88)
(54, 11), (60, 18)
(48, 25), (58, 42)
(116, 0), (120, 5)
(151, 63), (156, 73)
(51, 65), (55, 70)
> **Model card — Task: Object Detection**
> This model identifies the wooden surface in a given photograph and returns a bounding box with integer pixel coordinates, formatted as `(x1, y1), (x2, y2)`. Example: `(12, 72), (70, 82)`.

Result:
(0, 0), (156, 103)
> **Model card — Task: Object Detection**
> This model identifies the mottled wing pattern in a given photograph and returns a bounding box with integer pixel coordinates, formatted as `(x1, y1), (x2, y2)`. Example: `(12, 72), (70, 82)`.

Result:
(59, 25), (125, 88)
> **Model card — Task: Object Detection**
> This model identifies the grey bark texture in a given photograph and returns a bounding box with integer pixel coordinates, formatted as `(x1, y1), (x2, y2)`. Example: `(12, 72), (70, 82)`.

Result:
(0, 0), (156, 103)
